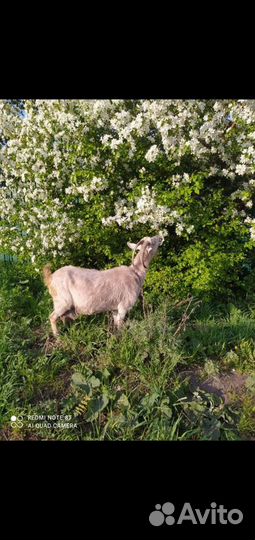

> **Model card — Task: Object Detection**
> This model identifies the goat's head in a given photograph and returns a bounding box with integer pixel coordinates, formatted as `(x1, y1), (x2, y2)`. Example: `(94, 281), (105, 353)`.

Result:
(127, 235), (164, 270)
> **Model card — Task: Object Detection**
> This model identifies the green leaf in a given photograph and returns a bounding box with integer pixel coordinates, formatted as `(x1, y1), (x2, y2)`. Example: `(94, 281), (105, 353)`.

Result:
(23, 318), (32, 326)
(89, 375), (101, 388)
(71, 373), (92, 395)
(245, 375), (255, 390)
(203, 417), (221, 440)
(71, 372), (86, 385)
(160, 405), (173, 418)
(101, 368), (111, 379)
(86, 394), (109, 422)
(141, 392), (159, 408)
(186, 401), (205, 413)
(117, 394), (130, 409)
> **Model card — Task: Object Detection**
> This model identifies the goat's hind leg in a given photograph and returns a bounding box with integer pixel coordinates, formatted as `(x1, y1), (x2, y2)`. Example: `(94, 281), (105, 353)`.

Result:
(50, 303), (73, 337)
(50, 310), (59, 337)
(61, 308), (76, 326)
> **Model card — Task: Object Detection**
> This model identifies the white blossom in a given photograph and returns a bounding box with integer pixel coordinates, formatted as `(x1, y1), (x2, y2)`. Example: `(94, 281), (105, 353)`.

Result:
(145, 145), (160, 163)
(1, 98), (255, 262)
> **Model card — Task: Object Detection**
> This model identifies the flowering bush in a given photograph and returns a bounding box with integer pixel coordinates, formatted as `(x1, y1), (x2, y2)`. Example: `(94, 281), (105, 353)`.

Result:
(0, 99), (255, 298)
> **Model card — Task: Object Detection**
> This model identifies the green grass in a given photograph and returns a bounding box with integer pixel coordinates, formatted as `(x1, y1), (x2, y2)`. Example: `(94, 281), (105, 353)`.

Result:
(0, 261), (254, 441)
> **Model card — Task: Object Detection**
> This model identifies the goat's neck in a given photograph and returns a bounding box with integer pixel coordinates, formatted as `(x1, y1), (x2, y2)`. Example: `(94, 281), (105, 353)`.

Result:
(131, 251), (148, 279)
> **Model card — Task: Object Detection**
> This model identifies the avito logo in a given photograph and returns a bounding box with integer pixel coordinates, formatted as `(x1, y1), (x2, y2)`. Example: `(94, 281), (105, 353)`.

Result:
(149, 502), (243, 526)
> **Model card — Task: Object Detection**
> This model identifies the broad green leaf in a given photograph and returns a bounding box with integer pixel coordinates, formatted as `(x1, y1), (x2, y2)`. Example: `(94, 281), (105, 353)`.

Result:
(160, 405), (172, 418)
(86, 394), (109, 422)
(141, 392), (159, 408)
(89, 376), (101, 388)
(117, 394), (130, 409)
(71, 373), (92, 395)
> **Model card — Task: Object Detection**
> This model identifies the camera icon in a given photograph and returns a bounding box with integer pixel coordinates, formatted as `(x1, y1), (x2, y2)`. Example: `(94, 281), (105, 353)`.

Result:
(10, 415), (24, 428)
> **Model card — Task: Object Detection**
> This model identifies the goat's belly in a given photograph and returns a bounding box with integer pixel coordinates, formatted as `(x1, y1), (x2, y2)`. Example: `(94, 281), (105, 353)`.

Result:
(70, 283), (126, 314)
(75, 299), (118, 315)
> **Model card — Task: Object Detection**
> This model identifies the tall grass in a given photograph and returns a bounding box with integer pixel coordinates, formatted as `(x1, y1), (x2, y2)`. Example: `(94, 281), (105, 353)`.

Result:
(0, 262), (254, 441)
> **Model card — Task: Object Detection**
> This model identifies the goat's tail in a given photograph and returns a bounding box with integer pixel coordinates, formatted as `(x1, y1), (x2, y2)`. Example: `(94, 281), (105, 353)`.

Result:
(43, 264), (52, 289)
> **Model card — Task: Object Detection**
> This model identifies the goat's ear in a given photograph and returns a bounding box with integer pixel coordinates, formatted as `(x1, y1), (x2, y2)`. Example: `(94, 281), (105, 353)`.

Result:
(127, 239), (144, 251)
(127, 242), (143, 251)
(127, 242), (137, 251)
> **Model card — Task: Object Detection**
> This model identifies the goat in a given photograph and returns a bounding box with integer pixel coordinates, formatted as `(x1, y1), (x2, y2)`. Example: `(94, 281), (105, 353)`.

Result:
(43, 235), (163, 336)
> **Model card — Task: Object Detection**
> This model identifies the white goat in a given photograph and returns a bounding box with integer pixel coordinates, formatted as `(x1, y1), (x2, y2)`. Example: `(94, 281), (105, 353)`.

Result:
(43, 235), (163, 336)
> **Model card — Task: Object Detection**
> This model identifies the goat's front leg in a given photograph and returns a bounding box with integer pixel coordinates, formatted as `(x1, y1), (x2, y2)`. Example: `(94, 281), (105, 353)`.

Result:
(113, 306), (127, 330)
